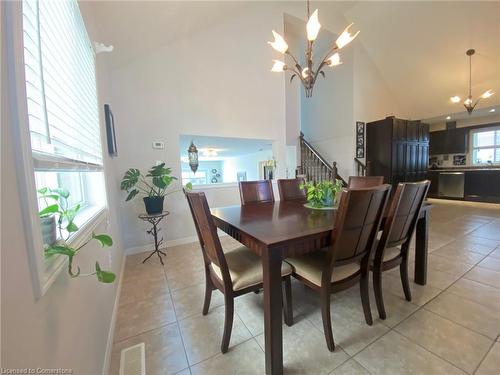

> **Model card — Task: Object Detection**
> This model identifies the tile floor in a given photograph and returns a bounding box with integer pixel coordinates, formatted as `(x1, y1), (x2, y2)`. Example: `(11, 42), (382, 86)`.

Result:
(110, 199), (500, 375)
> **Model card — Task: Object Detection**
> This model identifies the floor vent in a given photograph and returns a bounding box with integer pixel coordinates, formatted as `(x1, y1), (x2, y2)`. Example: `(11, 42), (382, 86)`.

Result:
(119, 342), (145, 375)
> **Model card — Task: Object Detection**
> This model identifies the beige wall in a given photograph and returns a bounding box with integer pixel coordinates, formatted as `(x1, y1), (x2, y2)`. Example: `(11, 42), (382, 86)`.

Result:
(1, 2), (124, 373)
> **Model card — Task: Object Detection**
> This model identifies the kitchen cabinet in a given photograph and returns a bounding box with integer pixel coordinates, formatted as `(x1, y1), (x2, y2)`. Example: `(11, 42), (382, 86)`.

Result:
(367, 116), (429, 188)
(429, 128), (468, 155)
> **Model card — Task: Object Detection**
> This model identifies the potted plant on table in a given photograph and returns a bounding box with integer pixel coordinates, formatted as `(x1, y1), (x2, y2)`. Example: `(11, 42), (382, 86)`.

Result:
(40, 187), (116, 283)
(301, 179), (344, 209)
(121, 163), (192, 214)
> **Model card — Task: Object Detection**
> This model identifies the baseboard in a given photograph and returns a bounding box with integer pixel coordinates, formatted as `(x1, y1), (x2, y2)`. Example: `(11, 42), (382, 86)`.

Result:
(125, 232), (227, 256)
(102, 254), (126, 375)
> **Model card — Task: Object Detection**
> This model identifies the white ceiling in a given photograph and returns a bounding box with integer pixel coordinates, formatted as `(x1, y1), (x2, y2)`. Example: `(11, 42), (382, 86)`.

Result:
(344, 1), (500, 119)
(85, 1), (500, 120)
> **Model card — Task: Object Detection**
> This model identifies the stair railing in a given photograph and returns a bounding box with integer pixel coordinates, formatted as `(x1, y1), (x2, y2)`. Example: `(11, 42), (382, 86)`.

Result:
(354, 158), (371, 177)
(296, 132), (346, 185)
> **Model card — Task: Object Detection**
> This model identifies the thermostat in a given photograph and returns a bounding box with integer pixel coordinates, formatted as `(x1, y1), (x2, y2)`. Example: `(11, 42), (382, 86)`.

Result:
(152, 141), (164, 149)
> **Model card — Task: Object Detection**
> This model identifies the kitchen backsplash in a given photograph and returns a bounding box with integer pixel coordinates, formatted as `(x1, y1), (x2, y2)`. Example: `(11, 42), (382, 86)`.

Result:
(429, 153), (469, 168)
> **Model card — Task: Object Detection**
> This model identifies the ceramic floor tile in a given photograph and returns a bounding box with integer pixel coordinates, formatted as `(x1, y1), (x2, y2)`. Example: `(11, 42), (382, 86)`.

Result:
(355, 331), (466, 375)
(114, 293), (177, 342)
(477, 256), (500, 272)
(234, 290), (266, 336)
(471, 223), (500, 241)
(307, 294), (390, 356)
(368, 288), (420, 328)
(488, 248), (500, 259)
(425, 254), (475, 276)
(425, 291), (500, 340)
(464, 266), (500, 289)
(190, 338), (265, 375)
(110, 323), (188, 375)
(178, 304), (252, 365)
(167, 268), (206, 291)
(119, 275), (169, 306)
(171, 283), (224, 321)
(382, 273), (442, 306)
(475, 343), (500, 375)
(256, 319), (349, 375)
(431, 244), (487, 265)
(329, 359), (371, 375)
(447, 278), (500, 310)
(394, 309), (492, 374)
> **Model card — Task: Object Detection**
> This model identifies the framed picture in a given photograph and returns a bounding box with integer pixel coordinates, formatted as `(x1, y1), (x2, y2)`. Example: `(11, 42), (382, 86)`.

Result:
(356, 121), (365, 158)
(104, 104), (118, 157)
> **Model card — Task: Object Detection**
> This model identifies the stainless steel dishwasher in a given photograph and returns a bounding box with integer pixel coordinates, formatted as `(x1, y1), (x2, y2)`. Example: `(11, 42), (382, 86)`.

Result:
(438, 172), (465, 198)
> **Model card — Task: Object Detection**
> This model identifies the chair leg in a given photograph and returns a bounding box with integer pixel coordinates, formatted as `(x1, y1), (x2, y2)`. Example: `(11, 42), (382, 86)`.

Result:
(202, 271), (213, 316)
(320, 288), (335, 352)
(221, 295), (234, 353)
(360, 272), (373, 326)
(282, 276), (293, 326)
(373, 267), (386, 320)
(400, 255), (412, 301)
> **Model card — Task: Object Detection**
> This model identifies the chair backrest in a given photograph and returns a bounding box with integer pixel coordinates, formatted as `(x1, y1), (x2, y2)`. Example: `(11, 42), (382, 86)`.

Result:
(185, 191), (230, 279)
(322, 185), (392, 283)
(378, 180), (430, 252)
(239, 180), (274, 205)
(348, 176), (384, 188)
(277, 178), (306, 201)
(184, 188), (204, 251)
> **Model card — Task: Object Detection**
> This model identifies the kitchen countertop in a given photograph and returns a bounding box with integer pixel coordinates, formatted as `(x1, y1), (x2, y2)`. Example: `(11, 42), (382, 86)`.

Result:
(428, 167), (500, 172)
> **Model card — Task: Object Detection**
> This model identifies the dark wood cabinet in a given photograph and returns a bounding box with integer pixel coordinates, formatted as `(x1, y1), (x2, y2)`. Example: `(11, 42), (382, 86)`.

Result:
(429, 128), (468, 155)
(366, 116), (429, 188)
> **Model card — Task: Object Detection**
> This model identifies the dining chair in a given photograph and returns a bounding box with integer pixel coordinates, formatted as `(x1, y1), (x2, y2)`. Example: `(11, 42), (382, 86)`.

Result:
(372, 180), (430, 320)
(184, 191), (293, 353)
(286, 184), (392, 351)
(348, 176), (384, 188)
(277, 178), (306, 201)
(239, 180), (274, 205)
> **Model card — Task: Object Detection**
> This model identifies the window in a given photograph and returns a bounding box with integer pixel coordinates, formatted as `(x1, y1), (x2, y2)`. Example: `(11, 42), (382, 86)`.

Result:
(182, 170), (208, 185)
(13, 0), (107, 294)
(471, 127), (500, 165)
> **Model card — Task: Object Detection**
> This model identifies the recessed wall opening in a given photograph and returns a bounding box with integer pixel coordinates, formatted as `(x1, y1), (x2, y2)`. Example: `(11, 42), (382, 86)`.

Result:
(179, 135), (275, 185)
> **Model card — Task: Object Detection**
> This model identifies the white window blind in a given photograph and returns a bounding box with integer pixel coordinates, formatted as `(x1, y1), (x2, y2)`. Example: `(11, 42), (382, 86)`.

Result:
(23, 0), (103, 168)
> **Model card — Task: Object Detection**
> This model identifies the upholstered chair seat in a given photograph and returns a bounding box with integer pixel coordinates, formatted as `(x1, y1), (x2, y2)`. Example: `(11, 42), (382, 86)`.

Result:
(212, 246), (293, 291)
(286, 252), (360, 287)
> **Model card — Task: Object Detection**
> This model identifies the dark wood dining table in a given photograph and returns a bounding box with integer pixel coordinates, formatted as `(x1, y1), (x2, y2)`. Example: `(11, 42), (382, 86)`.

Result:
(211, 200), (431, 375)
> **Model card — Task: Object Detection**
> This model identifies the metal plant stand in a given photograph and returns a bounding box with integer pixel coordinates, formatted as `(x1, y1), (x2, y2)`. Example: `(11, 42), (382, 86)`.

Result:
(138, 211), (169, 265)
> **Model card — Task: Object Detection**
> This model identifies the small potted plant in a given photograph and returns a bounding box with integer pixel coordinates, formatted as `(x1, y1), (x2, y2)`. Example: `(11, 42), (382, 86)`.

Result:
(37, 187), (59, 247)
(121, 163), (192, 214)
(301, 179), (344, 209)
(42, 188), (115, 283)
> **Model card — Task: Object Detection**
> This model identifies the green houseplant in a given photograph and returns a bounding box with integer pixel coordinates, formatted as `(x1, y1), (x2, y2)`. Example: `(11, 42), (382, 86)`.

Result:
(37, 187), (59, 247)
(121, 163), (191, 214)
(40, 187), (116, 283)
(301, 179), (344, 209)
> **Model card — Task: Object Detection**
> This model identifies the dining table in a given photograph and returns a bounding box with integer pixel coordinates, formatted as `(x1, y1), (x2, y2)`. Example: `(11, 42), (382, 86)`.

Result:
(211, 199), (431, 375)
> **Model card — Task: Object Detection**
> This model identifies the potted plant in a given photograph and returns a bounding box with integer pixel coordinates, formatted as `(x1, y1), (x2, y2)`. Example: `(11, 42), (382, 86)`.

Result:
(301, 179), (344, 209)
(37, 187), (59, 247)
(121, 163), (191, 214)
(42, 188), (116, 283)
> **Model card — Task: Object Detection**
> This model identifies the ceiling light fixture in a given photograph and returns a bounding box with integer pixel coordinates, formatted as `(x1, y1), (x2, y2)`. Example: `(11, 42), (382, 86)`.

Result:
(449, 49), (495, 114)
(187, 141), (199, 173)
(490, 109), (496, 113)
(268, 0), (359, 98)
(446, 116), (451, 120)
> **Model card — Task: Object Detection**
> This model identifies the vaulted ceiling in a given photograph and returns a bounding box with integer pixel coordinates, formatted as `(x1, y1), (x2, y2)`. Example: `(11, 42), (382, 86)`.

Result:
(83, 1), (500, 120)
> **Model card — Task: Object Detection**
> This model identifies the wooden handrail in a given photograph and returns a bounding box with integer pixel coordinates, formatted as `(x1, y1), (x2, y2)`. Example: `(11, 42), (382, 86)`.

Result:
(298, 132), (347, 185)
(354, 158), (371, 176)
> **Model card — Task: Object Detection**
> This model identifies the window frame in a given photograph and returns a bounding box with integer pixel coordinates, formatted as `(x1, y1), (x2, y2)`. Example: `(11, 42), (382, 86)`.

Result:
(470, 126), (500, 166)
(5, 1), (108, 298)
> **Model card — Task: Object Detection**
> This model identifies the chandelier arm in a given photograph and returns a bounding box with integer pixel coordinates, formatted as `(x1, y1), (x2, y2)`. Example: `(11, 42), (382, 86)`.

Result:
(318, 45), (339, 68)
(286, 51), (302, 70)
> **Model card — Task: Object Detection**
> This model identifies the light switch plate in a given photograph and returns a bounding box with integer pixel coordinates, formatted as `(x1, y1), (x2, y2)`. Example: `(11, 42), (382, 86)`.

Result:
(152, 141), (164, 149)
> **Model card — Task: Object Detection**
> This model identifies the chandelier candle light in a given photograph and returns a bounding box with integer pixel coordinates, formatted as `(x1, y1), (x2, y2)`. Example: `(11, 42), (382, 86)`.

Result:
(268, 0), (360, 97)
(450, 49), (494, 114)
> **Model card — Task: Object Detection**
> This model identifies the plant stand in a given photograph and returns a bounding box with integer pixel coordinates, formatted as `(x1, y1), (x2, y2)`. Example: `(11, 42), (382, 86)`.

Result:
(138, 211), (169, 265)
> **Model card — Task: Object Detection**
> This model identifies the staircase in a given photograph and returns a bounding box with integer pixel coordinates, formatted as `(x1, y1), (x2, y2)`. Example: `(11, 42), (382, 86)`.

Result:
(297, 132), (346, 185)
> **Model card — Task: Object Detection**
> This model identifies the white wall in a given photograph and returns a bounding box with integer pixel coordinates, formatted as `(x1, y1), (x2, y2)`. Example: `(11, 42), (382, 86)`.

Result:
(297, 15), (404, 179)
(1, 2), (124, 373)
(223, 149), (273, 182)
(106, 3), (293, 251)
